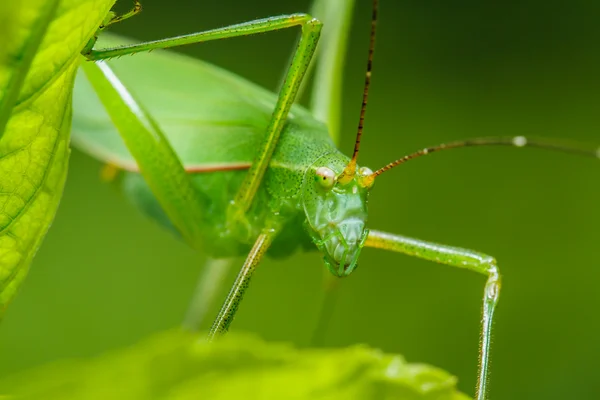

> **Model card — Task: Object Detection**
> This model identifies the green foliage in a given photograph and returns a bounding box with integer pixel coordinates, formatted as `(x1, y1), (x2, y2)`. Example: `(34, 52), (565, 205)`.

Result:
(0, 330), (470, 400)
(0, 0), (58, 134)
(0, 0), (116, 312)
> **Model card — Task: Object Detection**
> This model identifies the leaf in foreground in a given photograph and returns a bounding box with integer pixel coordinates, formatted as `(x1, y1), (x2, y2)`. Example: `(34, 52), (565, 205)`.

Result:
(0, 330), (471, 400)
(0, 0), (116, 313)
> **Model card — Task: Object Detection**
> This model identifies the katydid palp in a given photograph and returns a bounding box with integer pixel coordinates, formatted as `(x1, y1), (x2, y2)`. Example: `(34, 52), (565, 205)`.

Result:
(71, 1), (600, 399)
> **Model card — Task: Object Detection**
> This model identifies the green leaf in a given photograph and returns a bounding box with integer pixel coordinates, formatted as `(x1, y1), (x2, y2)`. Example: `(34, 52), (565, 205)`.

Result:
(0, 0), (116, 313)
(0, 330), (471, 400)
(0, 0), (59, 136)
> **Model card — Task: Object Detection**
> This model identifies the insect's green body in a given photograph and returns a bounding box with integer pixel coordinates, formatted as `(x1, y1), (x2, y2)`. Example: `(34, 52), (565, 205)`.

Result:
(16, 0), (595, 398)
(73, 34), (369, 273)
(70, 1), (599, 398)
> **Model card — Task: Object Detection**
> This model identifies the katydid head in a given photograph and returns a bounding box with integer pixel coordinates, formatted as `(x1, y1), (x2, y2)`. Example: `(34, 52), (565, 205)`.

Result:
(309, 0), (600, 281)
(302, 155), (375, 277)
(299, 0), (379, 277)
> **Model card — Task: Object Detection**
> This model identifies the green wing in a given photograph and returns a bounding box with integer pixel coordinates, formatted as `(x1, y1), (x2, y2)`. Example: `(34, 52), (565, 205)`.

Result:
(72, 33), (320, 171)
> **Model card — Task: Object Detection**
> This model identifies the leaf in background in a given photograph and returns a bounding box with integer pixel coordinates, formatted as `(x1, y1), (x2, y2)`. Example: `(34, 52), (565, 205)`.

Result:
(0, 330), (471, 400)
(0, 0), (116, 313)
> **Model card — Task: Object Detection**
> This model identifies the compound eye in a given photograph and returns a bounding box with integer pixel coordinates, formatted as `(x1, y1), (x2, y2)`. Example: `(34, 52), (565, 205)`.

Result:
(315, 167), (336, 189)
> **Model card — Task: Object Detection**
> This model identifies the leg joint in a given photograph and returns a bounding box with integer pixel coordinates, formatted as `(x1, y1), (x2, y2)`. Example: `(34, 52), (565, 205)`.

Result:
(483, 257), (501, 302)
(479, 255), (499, 276)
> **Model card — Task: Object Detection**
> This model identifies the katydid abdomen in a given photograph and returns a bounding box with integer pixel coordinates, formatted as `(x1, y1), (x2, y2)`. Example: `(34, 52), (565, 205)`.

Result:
(73, 33), (358, 260)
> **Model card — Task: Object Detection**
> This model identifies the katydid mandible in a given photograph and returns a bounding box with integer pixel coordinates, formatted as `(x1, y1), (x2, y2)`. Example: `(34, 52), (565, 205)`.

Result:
(72, 1), (600, 399)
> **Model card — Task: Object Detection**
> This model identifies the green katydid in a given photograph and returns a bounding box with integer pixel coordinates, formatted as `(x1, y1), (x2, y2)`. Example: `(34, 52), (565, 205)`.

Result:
(70, 1), (600, 399)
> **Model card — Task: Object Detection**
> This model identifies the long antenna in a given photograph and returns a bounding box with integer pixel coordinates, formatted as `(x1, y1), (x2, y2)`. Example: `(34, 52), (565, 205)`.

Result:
(363, 136), (599, 184)
(339, 0), (379, 183)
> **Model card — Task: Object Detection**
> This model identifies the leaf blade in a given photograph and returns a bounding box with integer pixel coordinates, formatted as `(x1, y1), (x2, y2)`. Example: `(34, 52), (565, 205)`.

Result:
(0, 330), (471, 400)
(0, 0), (117, 312)
(0, 0), (60, 137)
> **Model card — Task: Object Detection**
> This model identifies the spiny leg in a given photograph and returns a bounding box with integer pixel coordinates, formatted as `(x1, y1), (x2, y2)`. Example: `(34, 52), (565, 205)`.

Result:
(84, 14), (320, 61)
(365, 229), (500, 400)
(183, 258), (233, 332)
(81, 1), (143, 54)
(209, 228), (279, 339)
(226, 18), (321, 224)
(101, 0), (142, 30)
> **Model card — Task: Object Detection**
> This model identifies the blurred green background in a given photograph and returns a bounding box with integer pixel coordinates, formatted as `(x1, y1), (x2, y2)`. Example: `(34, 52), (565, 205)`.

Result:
(2, 0), (600, 398)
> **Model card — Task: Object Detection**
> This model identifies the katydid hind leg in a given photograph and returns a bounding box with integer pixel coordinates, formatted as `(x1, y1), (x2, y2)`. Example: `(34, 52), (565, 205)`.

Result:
(85, 12), (322, 236)
(85, 14), (320, 61)
(364, 229), (500, 400)
(226, 17), (322, 229)
(183, 258), (234, 332)
(102, 0), (142, 29)
(208, 229), (279, 339)
(82, 1), (143, 54)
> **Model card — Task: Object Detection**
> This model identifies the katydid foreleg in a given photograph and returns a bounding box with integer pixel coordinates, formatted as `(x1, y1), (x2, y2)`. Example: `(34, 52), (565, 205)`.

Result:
(364, 229), (500, 400)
